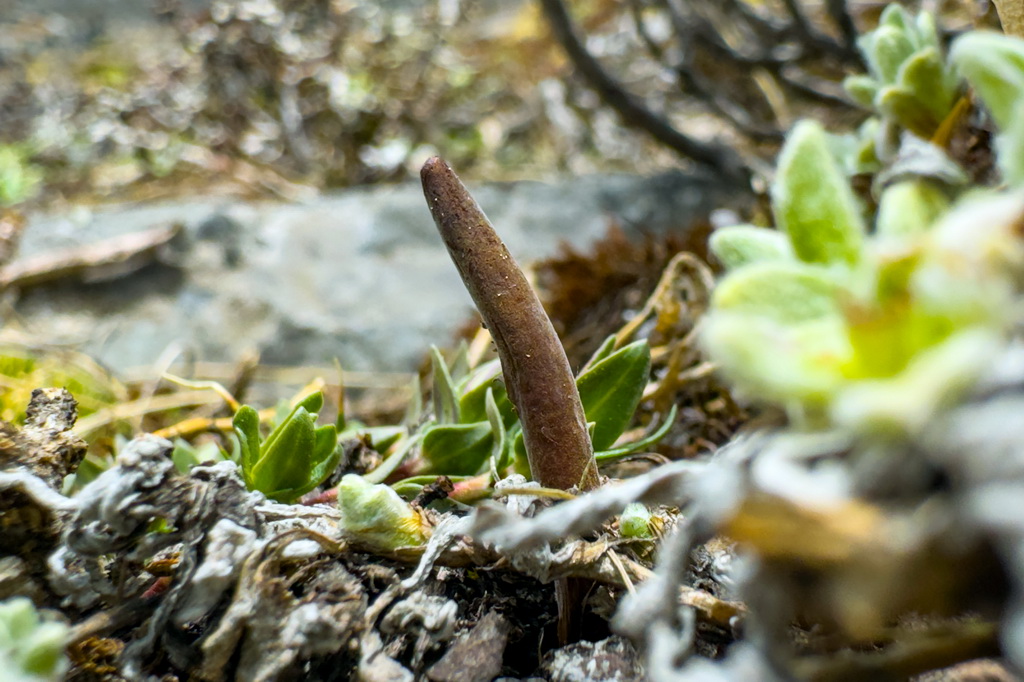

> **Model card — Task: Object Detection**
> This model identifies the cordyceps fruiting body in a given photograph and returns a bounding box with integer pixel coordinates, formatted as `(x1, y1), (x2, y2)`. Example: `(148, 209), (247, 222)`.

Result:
(420, 156), (599, 492)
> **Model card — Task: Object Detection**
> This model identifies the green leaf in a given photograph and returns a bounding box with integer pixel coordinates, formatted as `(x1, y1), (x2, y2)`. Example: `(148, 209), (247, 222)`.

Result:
(0, 598), (37, 643)
(998, 116), (1024, 185)
(576, 340), (651, 451)
(709, 225), (794, 270)
(456, 362), (494, 423)
(0, 146), (42, 207)
(701, 312), (850, 406)
(251, 407), (316, 501)
(363, 432), (422, 484)
(171, 438), (200, 473)
(579, 335), (616, 374)
(233, 405), (262, 488)
(898, 48), (955, 123)
(595, 404), (678, 461)
(842, 118), (883, 174)
(171, 438), (229, 474)
(430, 345), (460, 424)
(831, 327), (1000, 435)
(773, 120), (865, 266)
(876, 179), (949, 237)
(0, 598), (68, 678)
(420, 421), (494, 475)
(21, 622), (70, 676)
(866, 26), (916, 84)
(296, 391), (324, 414)
(511, 427), (530, 478)
(912, 10), (940, 52)
(296, 425), (341, 498)
(843, 75), (879, 109)
(879, 3), (912, 33)
(263, 393), (321, 456)
(619, 503), (654, 539)
(449, 340), (471, 384)
(485, 386), (509, 476)
(711, 262), (841, 324)
(457, 360), (515, 425)
(951, 32), (1024, 130)
(876, 85), (941, 139)
(312, 424), (338, 464)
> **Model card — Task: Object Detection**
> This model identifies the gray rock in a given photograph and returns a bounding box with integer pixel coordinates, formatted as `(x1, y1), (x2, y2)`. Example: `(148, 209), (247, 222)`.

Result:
(10, 172), (727, 376)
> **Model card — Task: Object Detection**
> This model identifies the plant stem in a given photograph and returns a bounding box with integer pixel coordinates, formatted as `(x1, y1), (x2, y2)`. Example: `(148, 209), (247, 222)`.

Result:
(420, 156), (599, 492)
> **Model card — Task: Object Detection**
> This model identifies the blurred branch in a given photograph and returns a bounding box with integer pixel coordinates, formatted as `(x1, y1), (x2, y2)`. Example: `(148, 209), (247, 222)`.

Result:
(541, 0), (865, 173)
(778, 70), (855, 108)
(778, 0), (857, 60)
(826, 0), (863, 60)
(628, 0), (666, 62)
(538, 0), (750, 186)
(629, 0), (783, 142)
(721, 0), (789, 42)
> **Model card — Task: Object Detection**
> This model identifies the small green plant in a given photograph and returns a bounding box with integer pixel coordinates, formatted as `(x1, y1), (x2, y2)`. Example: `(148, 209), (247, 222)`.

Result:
(702, 16), (1024, 437)
(619, 502), (655, 540)
(843, 4), (960, 140)
(0, 598), (69, 682)
(398, 338), (674, 489)
(233, 391), (340, 502)
(413, 346), (517, 478)
(336, 473), (430, 551)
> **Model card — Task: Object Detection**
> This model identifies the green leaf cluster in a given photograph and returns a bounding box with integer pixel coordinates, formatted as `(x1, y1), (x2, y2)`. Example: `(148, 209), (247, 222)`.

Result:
(0, 598), (69, 682)
(844, 5), (960, 139)
(415, 346), (518, 478)
(704, 45), (1024, 436)
(409, 338), (672, 488)
(233, 392), (340, 502)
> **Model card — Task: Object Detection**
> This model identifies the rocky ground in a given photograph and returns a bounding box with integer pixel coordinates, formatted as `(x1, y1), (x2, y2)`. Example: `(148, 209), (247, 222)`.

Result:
(5, 170), (728, 378)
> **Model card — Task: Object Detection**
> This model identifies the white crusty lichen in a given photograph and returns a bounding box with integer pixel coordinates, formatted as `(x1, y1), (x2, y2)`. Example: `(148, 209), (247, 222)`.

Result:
(173, 519), (261, 626)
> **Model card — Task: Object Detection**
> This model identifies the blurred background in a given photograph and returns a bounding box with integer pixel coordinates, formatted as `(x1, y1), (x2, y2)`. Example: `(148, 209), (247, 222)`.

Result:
(3, 0), (989, 204)
(0, 0), (998, 420)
